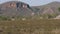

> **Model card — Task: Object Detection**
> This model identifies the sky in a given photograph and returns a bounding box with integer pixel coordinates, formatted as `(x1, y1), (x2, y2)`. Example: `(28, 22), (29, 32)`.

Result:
(0, 0), (60, 6)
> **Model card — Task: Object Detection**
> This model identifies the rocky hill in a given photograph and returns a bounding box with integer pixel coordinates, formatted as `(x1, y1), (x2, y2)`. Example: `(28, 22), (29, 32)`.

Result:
(0, 1), (34, 17)
(33, 1), (60, 14)
(32, 1), (60, 19)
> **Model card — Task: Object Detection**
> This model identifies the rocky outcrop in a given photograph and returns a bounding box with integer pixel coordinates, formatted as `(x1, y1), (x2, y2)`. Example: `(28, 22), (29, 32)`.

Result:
(1, 1), (30, 8)
(54, 15), (60, 19)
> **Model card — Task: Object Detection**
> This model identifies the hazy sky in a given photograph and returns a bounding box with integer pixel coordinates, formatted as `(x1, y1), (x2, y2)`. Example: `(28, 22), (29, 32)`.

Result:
(0, 0), (60, 6)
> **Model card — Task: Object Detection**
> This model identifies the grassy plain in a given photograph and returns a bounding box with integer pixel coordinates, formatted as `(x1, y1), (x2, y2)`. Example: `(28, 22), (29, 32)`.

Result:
(0, 19), (60, 34)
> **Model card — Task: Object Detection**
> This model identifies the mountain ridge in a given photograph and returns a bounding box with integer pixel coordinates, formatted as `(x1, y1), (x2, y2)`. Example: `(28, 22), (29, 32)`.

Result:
(0, 1), (60, 19)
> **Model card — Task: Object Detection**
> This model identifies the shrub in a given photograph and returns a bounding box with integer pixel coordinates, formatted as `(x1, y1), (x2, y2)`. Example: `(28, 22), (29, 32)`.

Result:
(58, 7), (60, 12)
(0, 16), (10, 20)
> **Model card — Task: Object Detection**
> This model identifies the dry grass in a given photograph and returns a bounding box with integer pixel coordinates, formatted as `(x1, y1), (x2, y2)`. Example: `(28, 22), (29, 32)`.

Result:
(0, 19), (60, 34)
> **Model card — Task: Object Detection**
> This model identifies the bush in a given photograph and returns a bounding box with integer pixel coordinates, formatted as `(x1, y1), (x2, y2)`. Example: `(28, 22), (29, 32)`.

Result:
(0, 16), (10, 20)
(41, 14), (58, 19)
